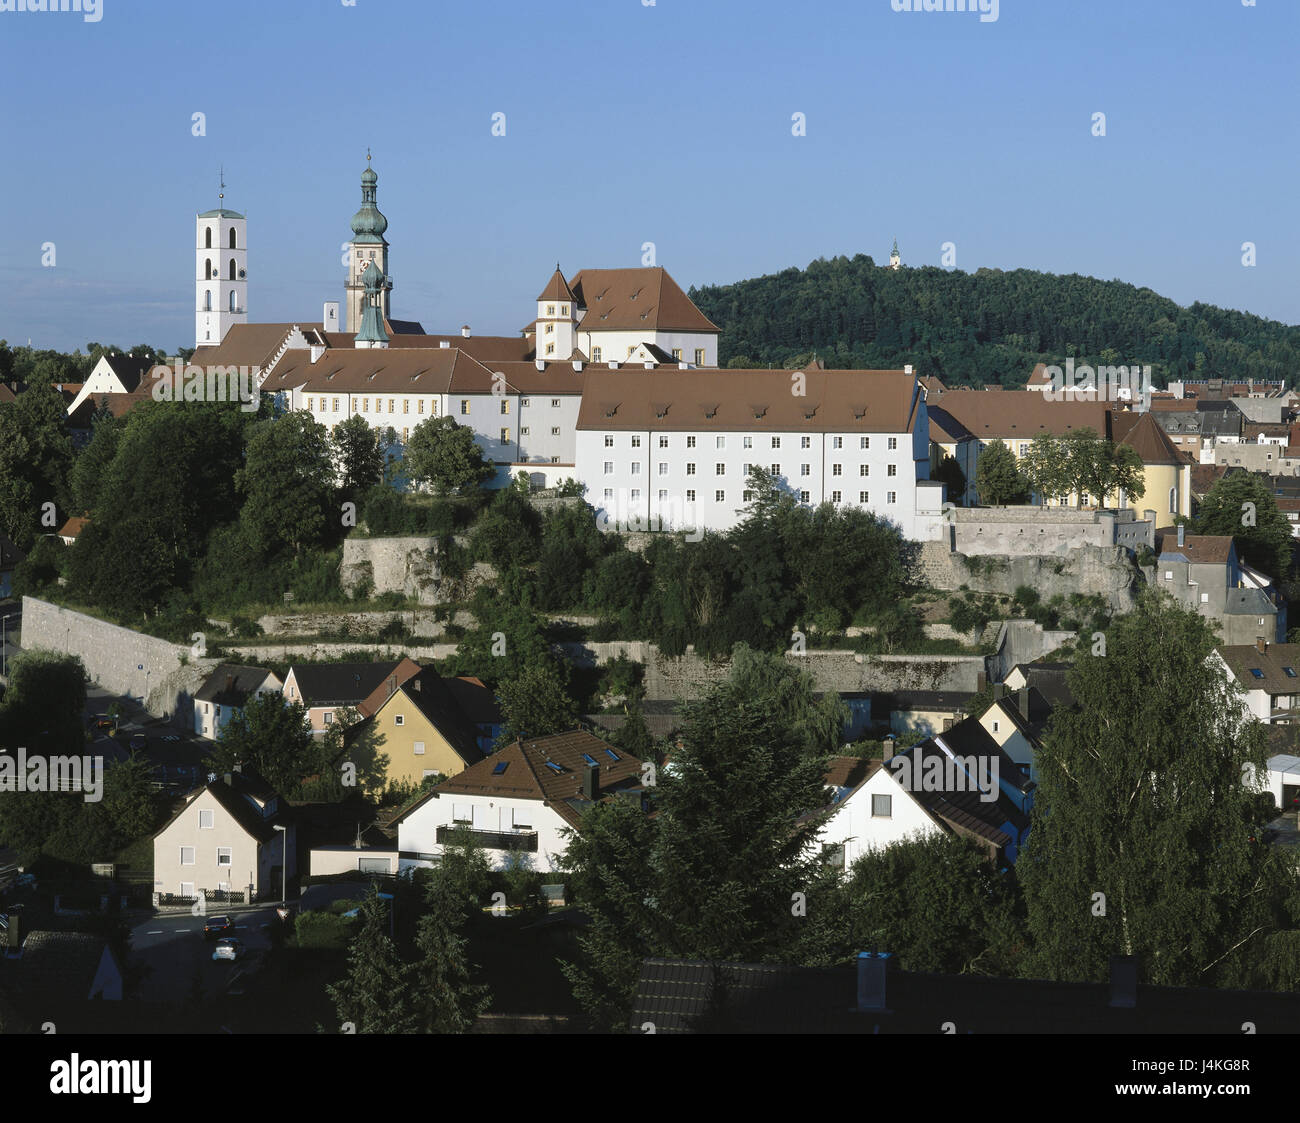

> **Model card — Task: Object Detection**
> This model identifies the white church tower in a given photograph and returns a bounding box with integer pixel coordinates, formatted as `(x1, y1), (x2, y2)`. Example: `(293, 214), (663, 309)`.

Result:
(195, 172), (247, 348)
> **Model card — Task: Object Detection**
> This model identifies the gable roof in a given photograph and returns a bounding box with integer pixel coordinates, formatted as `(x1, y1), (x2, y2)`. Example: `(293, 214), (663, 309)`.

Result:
(401, 729), (645, 830)
(286, 661), (404, 706)
(195, 663), (280, 706)
(374, 666), (486, 768)
(154, 770), (285, 845)
(936, 389), (1109, 441)
(1217, 644), (1300, 694)
(927, 404), (973, 444)
(988, 685), (1055, 744)
(441, 675), (502, 726)
(94, 352), (154, 392)
(1154, 531), (1233, 565)
(1110, 411), (1193, 465)
(356, 656), (422, 718)
(57, 516), (89, 540)
(568, 268), (719, 335)
(576, 368), (921, 434)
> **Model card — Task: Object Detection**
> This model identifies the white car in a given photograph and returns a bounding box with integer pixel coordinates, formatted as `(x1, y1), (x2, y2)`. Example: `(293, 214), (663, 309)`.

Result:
(211, 938), (245, 962)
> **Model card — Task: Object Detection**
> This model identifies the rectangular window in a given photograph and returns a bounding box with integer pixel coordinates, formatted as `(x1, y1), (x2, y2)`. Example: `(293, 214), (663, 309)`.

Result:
(743, 490), (754, 501)
(631, 462), (641, 475)
(323, 712), (334, 724)
(658, 462), (668, 476)
(551, 399), (561, 407)
(403, 399), (410, 414)
(631, 435), (641, 448)
(687, 436), (696, 448)
(872, 794), (892, 818)
(605, 434), (614, 447)
(800, 490), (810, 503)
(199, 810), (214, 829)
(402, 428), (409, 441)
(694, 349), (705, 364)
(832, 464), (842, 476)
(887, 491), (897, 503)
(772, 436), (781, 449)
(521, 397), (530, 407)
(217, 847), (232, 867)
(604, 461), (614, 474)
(743, 436), (753, 448)
(833, 436), (843, 449)
(413, 741), (425, 755)
(550, 426), (561, 436)
(716, 463), (726, 475)
(860, 437), (869, 449)
(306, 397), (313, 411)
(604, 488), (613, 499)
(520, 426), (530, 435)
(860, 491), (869, 503)
(389, 399), (395, 413)
(686, 463), (696, 475)
(362, 398), (369, 412)
(770, 463), (780, 475)
(715, 489), (725, 502)
(500, 399), (509, 414)
(630, 488), (641, 501)
(500, 428), (511, 443)
(888, 437), (898, 450)
(888, 464), (897, 477)
(592, 347), (602, 362)
(672, 348), (682, 360)
(418, 399), (425, 414)
(658, 489), (668, 501)
(800, 464), (810, 477)
(832, 490), (842, 502)
(180, 847), (195, 866)
(716, 436), (726, 449)
(512, 808), (532, 829)
(686, 489), (696, 502)
(394, 714), (405, 727)
(460, 400), (470, 415)
(801, 436), (811, 449)
(452, 804), (472, 824)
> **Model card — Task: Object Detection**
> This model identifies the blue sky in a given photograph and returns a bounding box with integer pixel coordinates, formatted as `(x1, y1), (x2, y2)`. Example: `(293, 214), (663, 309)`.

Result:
(0, 0), (1295, 352)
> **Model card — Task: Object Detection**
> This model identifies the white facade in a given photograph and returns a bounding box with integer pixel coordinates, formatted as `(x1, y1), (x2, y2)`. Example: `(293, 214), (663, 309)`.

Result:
(576, 416), (945, 540)
(396, 789), (571, 872)
(581, 329), (716, 368)
(195, 210), (248, 348)
(816, 767), (942, 871)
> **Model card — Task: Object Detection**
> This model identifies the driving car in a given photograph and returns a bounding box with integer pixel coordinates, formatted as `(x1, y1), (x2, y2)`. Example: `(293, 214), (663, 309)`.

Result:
(203, 916), (235, 940)
(211, 938), (245, 961)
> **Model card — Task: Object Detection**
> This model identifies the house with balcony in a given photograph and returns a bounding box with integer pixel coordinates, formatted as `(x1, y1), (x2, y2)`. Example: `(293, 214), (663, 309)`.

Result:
(395, 729), (647, 872)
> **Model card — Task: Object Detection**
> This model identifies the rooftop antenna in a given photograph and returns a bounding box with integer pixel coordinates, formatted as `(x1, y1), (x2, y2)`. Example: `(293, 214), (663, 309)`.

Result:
(218, 165), (225, 208)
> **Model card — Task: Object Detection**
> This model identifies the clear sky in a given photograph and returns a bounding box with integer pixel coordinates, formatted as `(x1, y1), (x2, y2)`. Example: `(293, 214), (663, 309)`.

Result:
(0, 0), (1295, 353)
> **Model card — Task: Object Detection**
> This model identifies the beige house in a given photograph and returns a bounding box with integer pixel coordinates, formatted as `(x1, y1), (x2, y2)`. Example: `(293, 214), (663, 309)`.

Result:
(152, 771), (295, 903)
(282, 660), (415, 735)
(194, 663), (283, 740)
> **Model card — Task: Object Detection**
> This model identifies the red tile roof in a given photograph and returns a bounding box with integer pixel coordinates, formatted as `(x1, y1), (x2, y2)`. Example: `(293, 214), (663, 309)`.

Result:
(569, 268), (719, 335)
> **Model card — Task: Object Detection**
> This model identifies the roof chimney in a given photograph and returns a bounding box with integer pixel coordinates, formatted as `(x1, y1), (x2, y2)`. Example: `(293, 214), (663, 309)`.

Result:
(1109, 955), (1138, 1008)
(1017, 687), (1030, 721)
(1257, 638), (1268, 655)
(882, 740), (894, 762)
(992, 683), (1006, 701)
(1177, 523), (1185, 547)
(223, 772), (233, 787)
(904, 365), (913, 376)
(856, 951), (892, 1012)
(582, 764), (599, 801)
(461, 325), (471, 339)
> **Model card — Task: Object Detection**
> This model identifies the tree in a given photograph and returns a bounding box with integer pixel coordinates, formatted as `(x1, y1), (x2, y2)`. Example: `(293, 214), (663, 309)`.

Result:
(101, 753), (159, 843)
(206, 695), (319, 797)
(327, 885), (422, 1033)
(70, 412), (125, 515)
(0, 649), (87, 754)
(933, 454), (967, 505)
(1193, 471), (1293, 579)
(1018, 590), (1283, 987)
(974, 439), (1028, 505)
(237, 412), (335, 558)
(494, 661), (579, 745)
(403, 415), (494, 494)
(330, 414), (387, 499)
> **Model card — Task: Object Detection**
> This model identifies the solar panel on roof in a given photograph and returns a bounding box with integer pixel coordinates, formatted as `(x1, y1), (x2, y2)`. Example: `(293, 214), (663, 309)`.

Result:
(492, 761), (508, 775)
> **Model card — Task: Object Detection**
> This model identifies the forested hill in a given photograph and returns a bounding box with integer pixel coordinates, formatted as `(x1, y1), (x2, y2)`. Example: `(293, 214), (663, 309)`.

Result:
(688, 256), (1300, 388)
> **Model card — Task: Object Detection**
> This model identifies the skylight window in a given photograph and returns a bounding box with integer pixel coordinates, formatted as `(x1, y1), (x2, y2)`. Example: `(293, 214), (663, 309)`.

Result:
(604, 748), (620, 761)
(545, 761), (565, 773)
(492, 761), (509, 775)
(1250, 668), (1266, 679)
(582, 754), (599, 767)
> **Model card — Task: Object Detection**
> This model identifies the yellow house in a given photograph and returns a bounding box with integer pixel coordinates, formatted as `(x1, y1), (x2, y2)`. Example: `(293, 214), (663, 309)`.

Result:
(369, 667), (492, 788)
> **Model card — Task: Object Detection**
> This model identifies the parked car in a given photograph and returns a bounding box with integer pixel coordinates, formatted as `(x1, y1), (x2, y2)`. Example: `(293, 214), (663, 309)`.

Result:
(211, 938), (245, 962)
(128, 733), (148, 751)
(203, 916), (234, 940)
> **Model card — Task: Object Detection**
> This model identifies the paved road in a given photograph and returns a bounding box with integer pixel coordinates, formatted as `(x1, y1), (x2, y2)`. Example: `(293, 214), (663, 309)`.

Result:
(130, 904), (280, 1001)
(82, 683), (210, 788)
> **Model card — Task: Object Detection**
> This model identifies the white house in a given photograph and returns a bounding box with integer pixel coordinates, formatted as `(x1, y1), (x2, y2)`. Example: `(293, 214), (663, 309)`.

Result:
(574, 366), (946, 540)
(65, 352), (154, 417)
(815, 718), (1034, 870)
(1213, 642), (1300, 724)
(193, 663), (283, 740)
(395, 729), (647, 872)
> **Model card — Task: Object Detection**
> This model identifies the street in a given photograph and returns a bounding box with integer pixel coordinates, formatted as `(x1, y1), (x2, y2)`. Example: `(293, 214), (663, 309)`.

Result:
(130, 903), (280, 1001)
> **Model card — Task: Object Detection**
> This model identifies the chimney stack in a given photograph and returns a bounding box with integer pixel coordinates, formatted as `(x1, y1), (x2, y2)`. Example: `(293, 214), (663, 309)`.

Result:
(1109, 955), (1138, 1008)
(992, 683), (1006, 701)
(1257, 637), (1268, 654)
(461, 324), (471, 339)
(1017, 687), (1030, 721)
(882, 740), (894, 763)
(856, 951), (892, 1012)
(582, 764), (599, 801)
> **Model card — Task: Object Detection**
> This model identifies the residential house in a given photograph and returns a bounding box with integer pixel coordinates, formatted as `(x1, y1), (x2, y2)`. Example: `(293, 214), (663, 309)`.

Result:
(193, 663), (283, 739)
(364, 665), (492, 787)
(57, 516), (88, 546)
(976, 684), (1054, 782)
(1154, 528), (1282, 645)
(151, 770), (295, 902)
(395, 729), (646, 872)
(1214, 641), (1300, 724)
(871, 690), (976, 739)
(1002, 661), (1075, 710)
(282, 660), (411, 734)
(815, 716), (1035, 870)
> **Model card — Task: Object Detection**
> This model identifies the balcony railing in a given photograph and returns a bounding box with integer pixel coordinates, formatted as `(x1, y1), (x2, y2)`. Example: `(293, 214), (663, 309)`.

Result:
(435, 825), (537, 852)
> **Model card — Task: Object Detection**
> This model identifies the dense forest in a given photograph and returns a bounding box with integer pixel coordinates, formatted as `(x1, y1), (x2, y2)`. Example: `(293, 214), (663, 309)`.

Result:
(689, 256), (1300, 388)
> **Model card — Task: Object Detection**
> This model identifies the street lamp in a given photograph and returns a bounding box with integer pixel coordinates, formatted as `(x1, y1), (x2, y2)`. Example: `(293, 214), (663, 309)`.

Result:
(273, 825), (287, 906)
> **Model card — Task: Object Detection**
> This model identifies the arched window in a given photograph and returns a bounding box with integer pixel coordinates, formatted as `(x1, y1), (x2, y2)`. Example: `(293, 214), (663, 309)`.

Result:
(1168, 487), (1177, 513)
(204, 228), (212, 249)
(205, 259), (213, 279)
(228, 258), (236, 280)
(229, 290), (237, 313)
(229, 228), (236, 249)
(204, 290), (212, 311)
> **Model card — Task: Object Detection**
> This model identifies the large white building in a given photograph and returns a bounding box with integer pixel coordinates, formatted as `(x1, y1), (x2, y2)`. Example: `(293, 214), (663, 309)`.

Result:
(574, 366), (946, 539)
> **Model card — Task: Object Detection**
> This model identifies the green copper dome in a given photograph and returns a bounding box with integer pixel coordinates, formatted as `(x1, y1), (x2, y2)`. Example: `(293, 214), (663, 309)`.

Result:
(350, 161), (388, 243)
